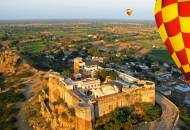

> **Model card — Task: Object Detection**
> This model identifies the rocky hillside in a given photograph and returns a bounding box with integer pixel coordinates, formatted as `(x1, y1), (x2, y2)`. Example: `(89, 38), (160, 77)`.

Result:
(0, 49), (21, 73)
(0, 49), (49, 130)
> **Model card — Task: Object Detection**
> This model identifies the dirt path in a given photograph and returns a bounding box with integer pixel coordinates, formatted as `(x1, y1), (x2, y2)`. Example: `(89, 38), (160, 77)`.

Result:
(16, 71), (46, 130)
(16, 84), (33, 130)
(135, 93), (179, 130)
(150, 93), (179, 130)
(17, 104), (32, 130)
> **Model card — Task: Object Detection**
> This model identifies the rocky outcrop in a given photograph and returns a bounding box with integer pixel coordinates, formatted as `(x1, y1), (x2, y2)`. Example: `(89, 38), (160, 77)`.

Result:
(0, 50), (21, 73)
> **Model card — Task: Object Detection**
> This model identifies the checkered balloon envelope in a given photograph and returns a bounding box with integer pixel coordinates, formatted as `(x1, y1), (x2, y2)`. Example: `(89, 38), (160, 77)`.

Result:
(155, 0), (190, 84)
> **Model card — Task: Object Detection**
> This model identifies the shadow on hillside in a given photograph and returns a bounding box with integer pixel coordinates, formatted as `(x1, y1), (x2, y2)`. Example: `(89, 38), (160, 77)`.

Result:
(20, 53), (67, 72)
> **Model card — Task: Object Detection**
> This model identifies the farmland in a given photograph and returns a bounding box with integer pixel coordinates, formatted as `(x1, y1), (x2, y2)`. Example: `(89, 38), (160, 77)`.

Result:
(0, 20), (169, 66)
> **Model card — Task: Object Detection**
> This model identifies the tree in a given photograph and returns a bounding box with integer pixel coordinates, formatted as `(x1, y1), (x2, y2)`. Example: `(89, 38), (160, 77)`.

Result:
(96, 103), (161, 130)
(1, 33), (10, 41)
(102, 107), (132, 130)
(96, 70), (118, 82)
(89, 48), (100, 56)
(120, 49), (127, 57)
(172, 71), (181, 78)
(135, 66), (142, 73)
(151, 66), (160, 73)
(62, 69), (71, 78)
(166, 67), (172, 72)
(142, 103), (161, 121)
(54, 50), (65, 60)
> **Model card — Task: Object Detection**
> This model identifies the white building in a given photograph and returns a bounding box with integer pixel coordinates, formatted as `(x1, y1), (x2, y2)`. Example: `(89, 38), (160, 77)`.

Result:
(73, 78), (101, 90)
(91, 84), (119, 98)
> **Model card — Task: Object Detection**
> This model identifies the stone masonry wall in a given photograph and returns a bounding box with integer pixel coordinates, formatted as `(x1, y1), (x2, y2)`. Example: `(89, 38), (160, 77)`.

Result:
(48, 74), (82, 108)
(94, 86), (155, 118)
(48, 74), (94, 130)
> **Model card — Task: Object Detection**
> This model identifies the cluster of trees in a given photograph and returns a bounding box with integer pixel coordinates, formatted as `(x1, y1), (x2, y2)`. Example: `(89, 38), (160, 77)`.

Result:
(120, 48), (136, 58)
(19, 41), (69, 72)
(96, 103), (161, 130)
(0, 88), (26, 130)
(180, 108), (190, 126)
(88, 48), (101, 56)
(95, 70), (118, 82)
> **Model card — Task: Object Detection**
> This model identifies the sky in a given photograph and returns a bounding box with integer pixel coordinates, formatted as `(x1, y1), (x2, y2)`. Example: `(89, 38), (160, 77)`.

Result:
(0, 0), (155, 20)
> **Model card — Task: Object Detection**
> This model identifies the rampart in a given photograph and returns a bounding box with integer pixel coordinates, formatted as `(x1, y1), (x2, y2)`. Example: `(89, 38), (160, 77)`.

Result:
(94, 86), (155, 118)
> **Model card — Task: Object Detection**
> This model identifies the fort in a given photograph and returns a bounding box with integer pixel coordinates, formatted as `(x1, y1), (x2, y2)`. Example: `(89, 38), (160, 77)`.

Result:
(40, 58), (155, 130)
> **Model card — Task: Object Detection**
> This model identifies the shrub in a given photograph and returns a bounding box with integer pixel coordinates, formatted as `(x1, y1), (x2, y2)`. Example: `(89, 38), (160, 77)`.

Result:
(180, 108), (190, 125)
(96, 103), (161, 130)
(142, 103), (161, 121)
(68, 108), (75, 116)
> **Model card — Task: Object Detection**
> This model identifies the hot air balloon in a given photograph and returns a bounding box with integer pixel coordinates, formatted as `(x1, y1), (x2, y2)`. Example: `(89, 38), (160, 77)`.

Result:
(155, 0), (190, 84)
(126, 9), (133, 16)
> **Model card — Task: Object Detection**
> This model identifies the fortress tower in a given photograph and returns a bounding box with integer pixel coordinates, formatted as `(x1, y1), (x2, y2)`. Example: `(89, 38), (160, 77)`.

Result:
(48, 72), (63, 103)
(74, 57), (85, 75)
(75, 103), (94, 130)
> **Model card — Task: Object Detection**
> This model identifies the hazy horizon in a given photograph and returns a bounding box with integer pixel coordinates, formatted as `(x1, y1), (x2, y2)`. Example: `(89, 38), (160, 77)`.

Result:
(0, 0), (154, 20)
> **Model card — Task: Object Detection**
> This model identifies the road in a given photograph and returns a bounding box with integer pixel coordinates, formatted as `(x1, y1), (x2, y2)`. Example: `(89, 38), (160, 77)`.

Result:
(16, 71), (43, 130)
(149, 93), (179, 130)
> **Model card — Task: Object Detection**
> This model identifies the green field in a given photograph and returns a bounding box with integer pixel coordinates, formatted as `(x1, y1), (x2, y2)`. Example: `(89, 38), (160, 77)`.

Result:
(21, 42), (47, 55)
(147, 49), (172, 63)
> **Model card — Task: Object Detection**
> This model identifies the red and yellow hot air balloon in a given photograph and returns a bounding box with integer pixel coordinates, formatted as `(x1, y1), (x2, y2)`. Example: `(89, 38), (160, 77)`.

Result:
(155, 0), (190, 84)
(126, 9), (133, 16)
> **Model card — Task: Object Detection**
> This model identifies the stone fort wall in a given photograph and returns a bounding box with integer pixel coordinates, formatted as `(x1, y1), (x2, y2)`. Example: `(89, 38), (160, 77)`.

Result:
(47, 74), (155, 130)
(49, 74), (82, 107)
(48, 74), (94, 130)
(94, 86), (155, 118)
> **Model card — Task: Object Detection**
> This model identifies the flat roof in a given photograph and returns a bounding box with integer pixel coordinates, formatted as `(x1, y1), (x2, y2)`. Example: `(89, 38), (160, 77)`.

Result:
(175, 84), (190, 93)
(81, 78), (99, 82)
(185, 99), (190, 105)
